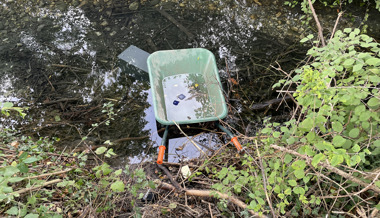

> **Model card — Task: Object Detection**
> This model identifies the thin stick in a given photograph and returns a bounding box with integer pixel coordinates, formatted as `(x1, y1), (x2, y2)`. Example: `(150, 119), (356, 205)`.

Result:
(330, 12), (344, 41)
(26, 168), (73, 180)
(11, 179), (62, 195)
(255, 140), (276, 218)
(173, 121), (207, 156)
(308, 0), (326, 46)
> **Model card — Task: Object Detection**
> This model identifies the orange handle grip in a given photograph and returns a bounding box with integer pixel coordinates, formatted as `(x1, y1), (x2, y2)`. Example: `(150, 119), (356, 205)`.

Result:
(157, 145), (166, 164)
(231, 137), (243, 151)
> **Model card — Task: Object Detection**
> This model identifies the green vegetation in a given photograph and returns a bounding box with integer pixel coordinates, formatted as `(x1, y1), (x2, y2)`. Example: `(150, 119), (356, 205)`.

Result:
(0, 103), (153, 217)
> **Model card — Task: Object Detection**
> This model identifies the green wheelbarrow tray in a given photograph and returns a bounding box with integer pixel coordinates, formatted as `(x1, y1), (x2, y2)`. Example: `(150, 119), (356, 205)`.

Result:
(147, 48), (228, 126)
(118, 46), (243, 165)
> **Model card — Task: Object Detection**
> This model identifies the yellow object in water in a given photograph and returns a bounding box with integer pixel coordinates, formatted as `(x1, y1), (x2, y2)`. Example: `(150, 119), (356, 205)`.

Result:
(194, 83), (199, 88)
(197, 57), (200, 60)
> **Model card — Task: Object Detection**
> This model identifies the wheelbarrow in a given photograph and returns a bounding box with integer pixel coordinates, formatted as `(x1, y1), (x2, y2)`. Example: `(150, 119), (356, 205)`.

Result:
(118, 46), (242, 164)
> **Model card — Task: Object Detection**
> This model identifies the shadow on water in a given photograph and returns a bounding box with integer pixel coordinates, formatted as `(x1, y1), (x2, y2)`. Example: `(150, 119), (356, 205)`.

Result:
(0, 0), (326, 166)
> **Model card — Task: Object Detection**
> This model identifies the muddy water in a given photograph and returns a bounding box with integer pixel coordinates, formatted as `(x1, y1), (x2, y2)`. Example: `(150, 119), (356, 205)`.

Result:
(0, 0), (377, 166)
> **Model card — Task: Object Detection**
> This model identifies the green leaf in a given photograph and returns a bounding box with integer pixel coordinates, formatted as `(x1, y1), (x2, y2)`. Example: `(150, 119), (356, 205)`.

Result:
(23, 156), (39, 164)
(24, 214), (39, 218)
(293, 187), (305, 195)
(6, 206), (18, 215)
(343, 58), (355, 67)
(312, 153), (325, 167)
(353, 63), (363, 71)
(330, 154), (344, 166)
(288, 180), (297, 187)
(365, 57), (380, 66)
(332, 135), (346, 147)
(169, 203), (177, 209)
(114, 169), (122, 176)
(332, 122), (343, 132)
(368, 98), (380, 108)
(352, 144), (361, 152)
(284, 154), (293, 164)
(4, 166), (20, 177)
(110, 180), (125, 192)
(95, 147), (107, 155)
(292, 160), (306, 170)
(348, 128), (360, 138)
(8, 177), (24, 183)
(17, 162), (29, 173)
(294, 169), (305, 179)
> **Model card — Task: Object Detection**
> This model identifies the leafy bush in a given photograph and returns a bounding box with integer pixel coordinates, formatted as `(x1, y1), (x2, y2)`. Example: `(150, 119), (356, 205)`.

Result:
(206, 28), (379, 217)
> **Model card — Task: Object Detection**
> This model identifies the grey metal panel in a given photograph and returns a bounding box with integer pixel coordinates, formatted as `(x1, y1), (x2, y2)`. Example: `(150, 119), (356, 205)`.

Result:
(118, 45), (150, 73)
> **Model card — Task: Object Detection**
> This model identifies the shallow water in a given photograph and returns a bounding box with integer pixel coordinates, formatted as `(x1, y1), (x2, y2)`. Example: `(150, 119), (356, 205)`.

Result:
(1, 0), (377, 166)
(163, 73), (212, 121)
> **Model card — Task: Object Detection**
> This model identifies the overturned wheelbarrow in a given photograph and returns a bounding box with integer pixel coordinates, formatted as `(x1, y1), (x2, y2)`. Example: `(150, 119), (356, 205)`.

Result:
(119, 46), (242, 164)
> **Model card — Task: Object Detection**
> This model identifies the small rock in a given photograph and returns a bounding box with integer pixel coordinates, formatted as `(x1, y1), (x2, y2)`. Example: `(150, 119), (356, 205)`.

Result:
(95, 32), (102, 36)
(129, 2), (139, 11)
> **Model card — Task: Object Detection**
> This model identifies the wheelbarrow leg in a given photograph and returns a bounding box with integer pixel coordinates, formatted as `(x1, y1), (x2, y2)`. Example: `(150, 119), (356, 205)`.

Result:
(157, 125), (170, 164)
(216, 122), (243, 151)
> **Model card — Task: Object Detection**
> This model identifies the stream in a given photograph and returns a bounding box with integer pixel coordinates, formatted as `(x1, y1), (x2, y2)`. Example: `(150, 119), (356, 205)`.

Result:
(1, 0), (378, 167)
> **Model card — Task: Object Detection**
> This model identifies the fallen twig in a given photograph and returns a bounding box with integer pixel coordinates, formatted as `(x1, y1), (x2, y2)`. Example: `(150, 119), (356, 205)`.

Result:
(26, 168), (73, 180)
(157, 164), (183, 191)
(11, 179), (62, 195)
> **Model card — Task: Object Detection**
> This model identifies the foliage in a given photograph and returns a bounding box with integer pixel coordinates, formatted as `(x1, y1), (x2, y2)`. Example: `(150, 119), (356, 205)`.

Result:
(0, 102), (153, 217)
(205, 28), (380, 216)
(0, 102), (27, 119)
(285, 0), (380, 11)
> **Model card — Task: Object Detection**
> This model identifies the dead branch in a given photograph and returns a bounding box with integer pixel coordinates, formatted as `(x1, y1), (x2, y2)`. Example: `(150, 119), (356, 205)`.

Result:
(308, 0), (326, 46)
(270, 144), (380, 194)
(154, 179), (267, 218)
(26, 168), (73, 180)
(11, 179), (62, 195)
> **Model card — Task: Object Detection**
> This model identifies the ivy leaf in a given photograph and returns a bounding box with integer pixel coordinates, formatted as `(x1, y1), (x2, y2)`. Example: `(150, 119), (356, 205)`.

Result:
(110, 180), (125, 192)
(348, 128), (360, 138)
